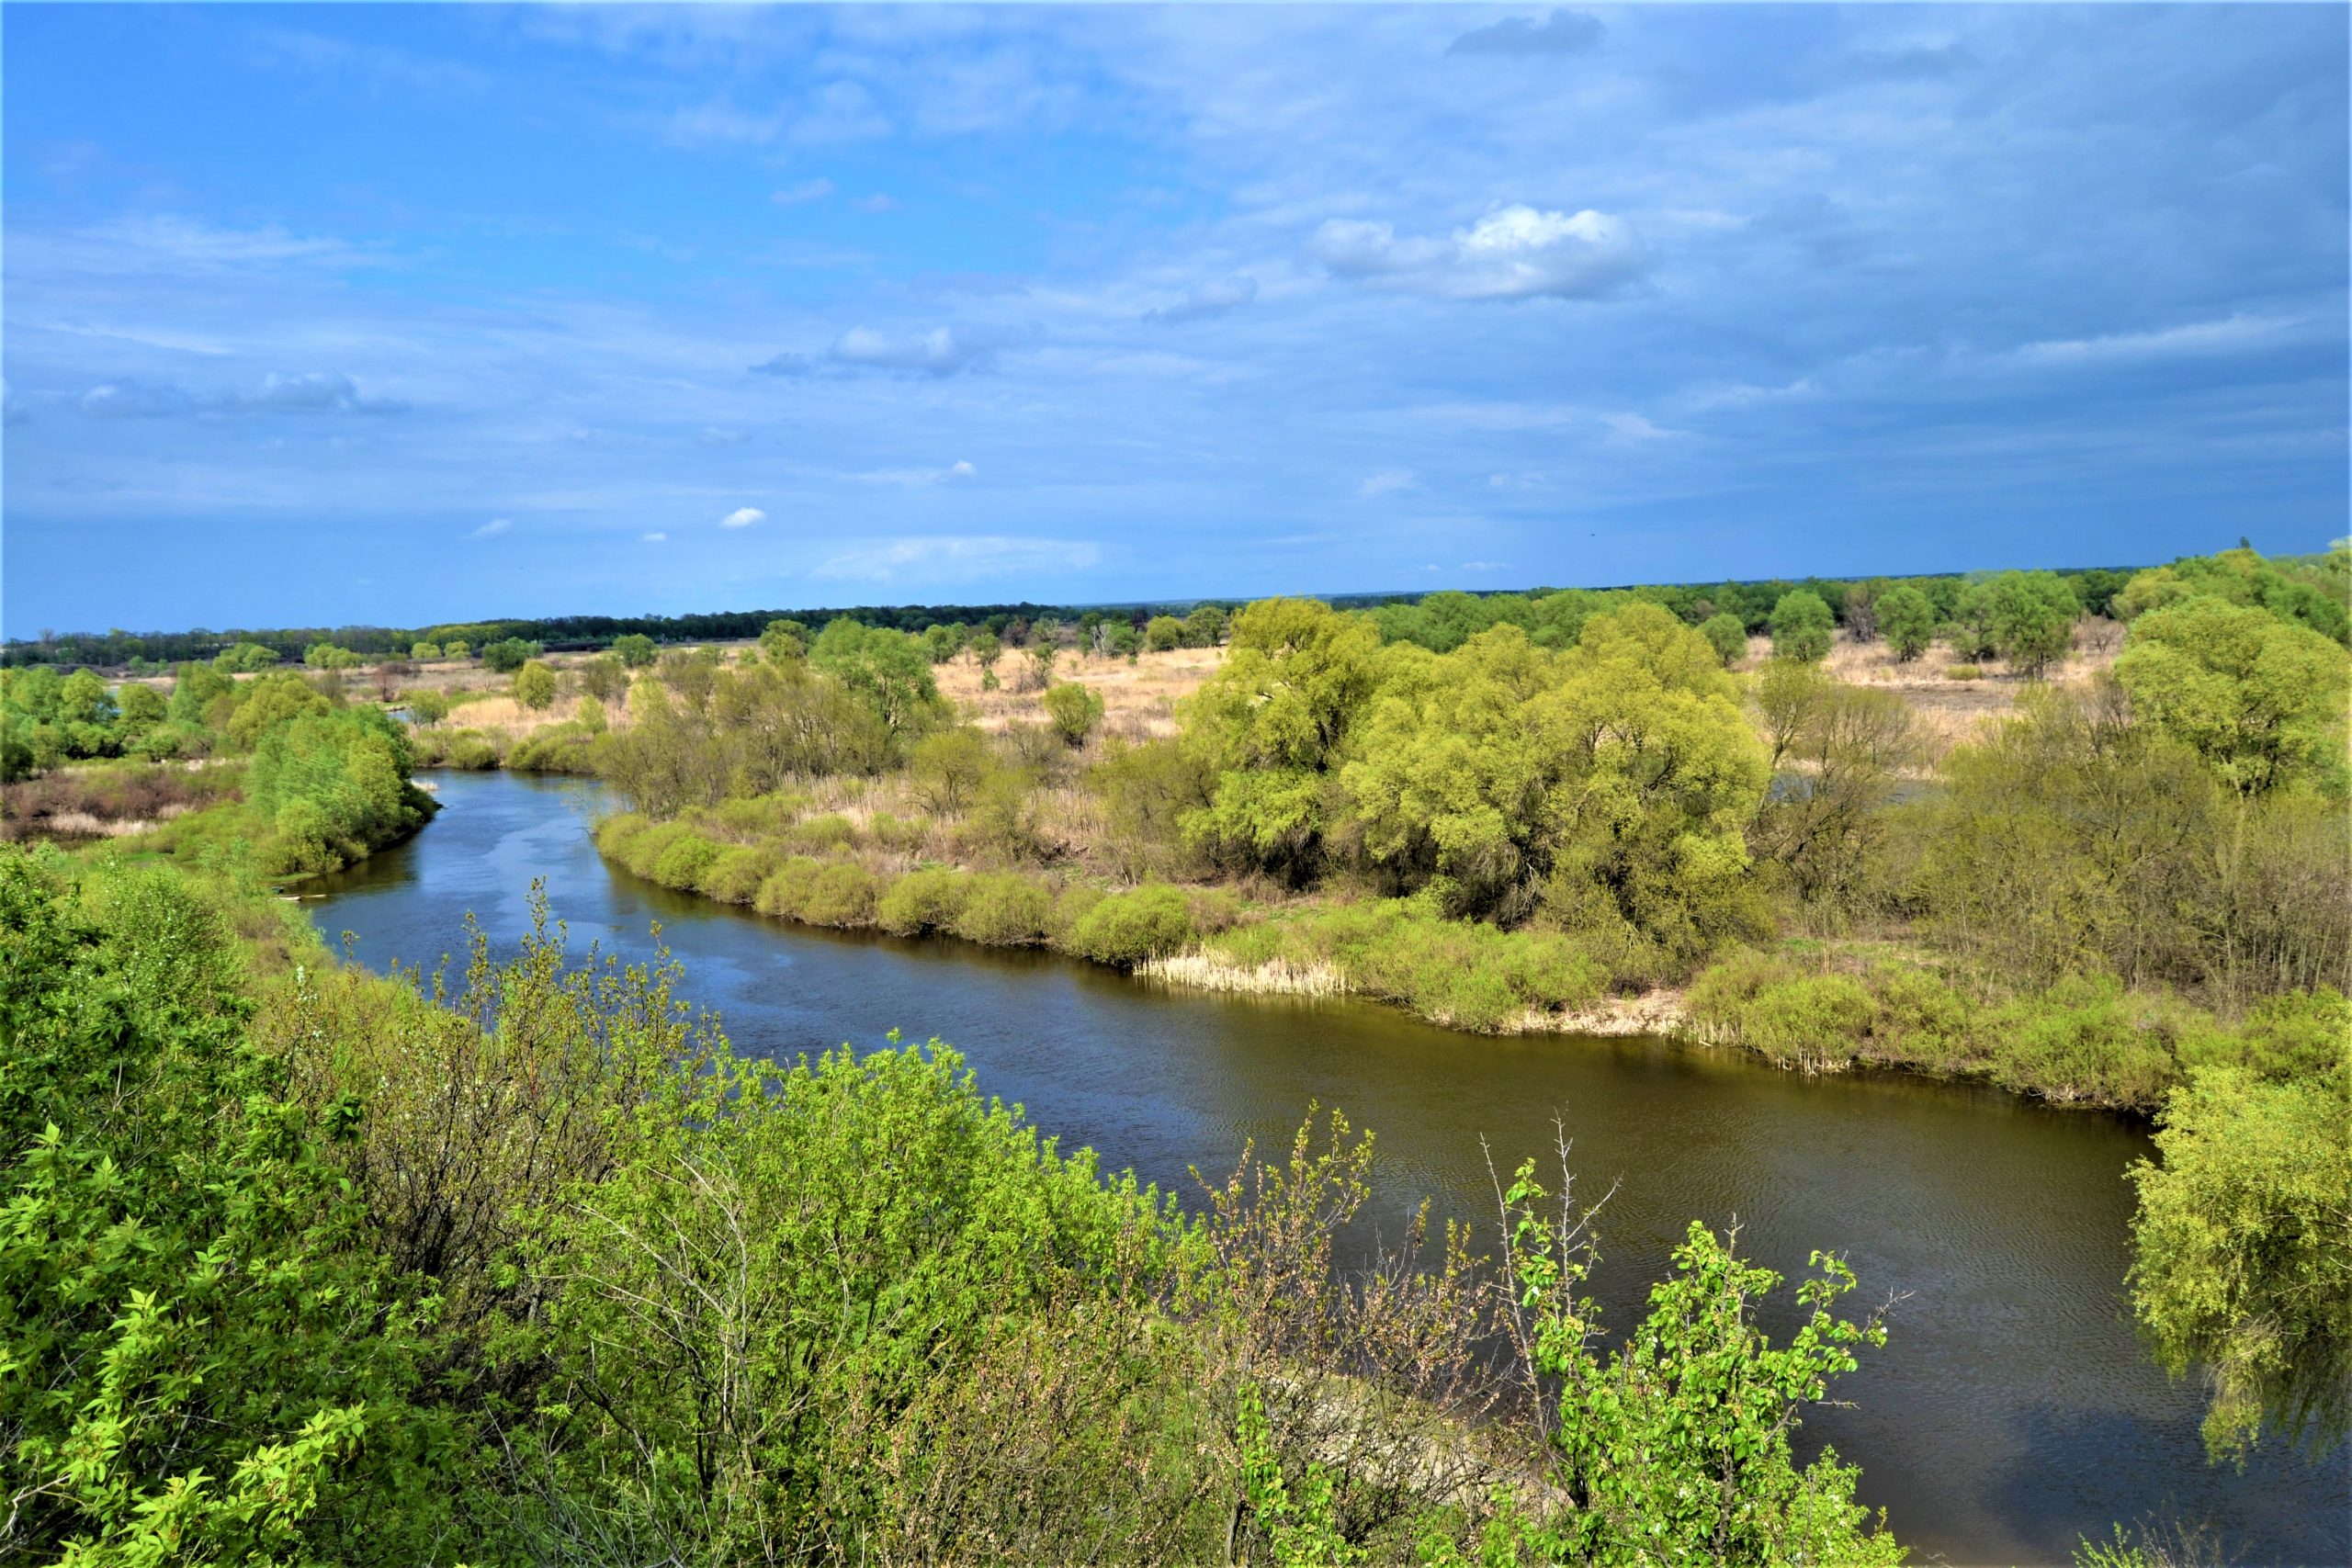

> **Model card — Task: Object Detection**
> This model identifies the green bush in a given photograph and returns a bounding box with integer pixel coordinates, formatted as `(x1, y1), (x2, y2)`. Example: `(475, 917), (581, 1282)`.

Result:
(595, 813), (655, 864)
(952, 873), (1055, 947)
(877, 867), (972, 936)
(1944, 664), (1981, 681)
(618, 821), (693, 880)
(1042, 682), (1106, 747)
(1066, 884), (1198, 966)
(698, 846), (778, 905)
(791, 813), (859, 852)
(650, 831), (725, 892)
(800, 862), (880, 927)
(753, 855), (829, 920)
(1981, 976), (2187, 1108)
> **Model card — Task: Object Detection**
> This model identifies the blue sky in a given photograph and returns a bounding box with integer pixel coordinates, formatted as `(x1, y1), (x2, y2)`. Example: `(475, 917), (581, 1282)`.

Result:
(5, 4), (2346, 634)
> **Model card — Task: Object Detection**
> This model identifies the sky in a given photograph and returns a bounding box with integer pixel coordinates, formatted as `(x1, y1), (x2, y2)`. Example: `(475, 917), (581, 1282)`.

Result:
(4, 3), (2346, 635)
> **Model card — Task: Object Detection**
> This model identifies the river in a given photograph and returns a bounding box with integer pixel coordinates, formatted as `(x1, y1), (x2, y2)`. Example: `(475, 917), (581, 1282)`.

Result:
(304, 770), (2346, 1565)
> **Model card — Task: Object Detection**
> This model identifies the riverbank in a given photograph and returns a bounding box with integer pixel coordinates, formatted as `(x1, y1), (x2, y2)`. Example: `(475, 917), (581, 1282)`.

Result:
(295, 765), (2348, 1565)
(585, 801), (2307, 1115)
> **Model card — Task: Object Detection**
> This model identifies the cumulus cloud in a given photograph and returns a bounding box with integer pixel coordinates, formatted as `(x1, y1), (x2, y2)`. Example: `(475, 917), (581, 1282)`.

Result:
(1144, 275), (1259, 324)
(469, 517), (512, 539)
(1448, 9), (1602, 57)
(1310, 206), (1645, 300)
(814, 534), (1100, 584)
(720, 506), (766, 529)
(76, 370), (406, 418)
(770, 177), (836, 206)
(752, 324), (1001, 378)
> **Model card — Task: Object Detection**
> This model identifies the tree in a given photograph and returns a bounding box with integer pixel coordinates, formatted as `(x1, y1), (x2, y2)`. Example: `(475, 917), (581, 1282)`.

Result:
(1698, 612), (1748, 666)
(1876, 585), (1936, 662)
(406, 689), (453, 727)
(411, 641), (444, 662)
(1145, 615), (1184, 653)
(1184, 604), (1229, 648)
(113, 682), (168, 736)
(1024, 643), (1058, 692)
(1342, 608), (1767, 944)
(1180, 598), (1385, 877)
(481, 637), (541, 674)
(2115, 596), (2350, 795)
(443, 639), (470, 660)
(1769, 591), (1835, 663)
(578, 653), (628, 703)
(1980, 570), (2081, 677)
(2129, 1021), (2352, 1461)
(909, 727), (996, 812)
(612, 633), (658, 668)
(513, 659), (558, 711)
(1042, 681), (1106, 747)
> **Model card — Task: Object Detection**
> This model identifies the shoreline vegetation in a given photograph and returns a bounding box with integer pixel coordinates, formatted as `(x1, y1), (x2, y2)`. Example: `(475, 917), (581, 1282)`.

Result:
(5, 544), (2348, 1535)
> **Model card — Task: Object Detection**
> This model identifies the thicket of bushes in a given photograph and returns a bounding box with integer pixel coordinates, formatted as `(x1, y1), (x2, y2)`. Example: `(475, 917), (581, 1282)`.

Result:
(2, 845), (1931, 1564)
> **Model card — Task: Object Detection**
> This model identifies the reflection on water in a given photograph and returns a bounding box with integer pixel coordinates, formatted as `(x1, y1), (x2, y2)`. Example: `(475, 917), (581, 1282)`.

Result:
(306, 770), (2348, 1566)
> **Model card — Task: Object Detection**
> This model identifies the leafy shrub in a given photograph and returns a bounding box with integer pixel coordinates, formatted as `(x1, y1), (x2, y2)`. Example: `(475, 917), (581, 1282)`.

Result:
(650, 831), (725, 892)
(507, 720), (600, 774)
(1980, 976), (2188, 1108)
(791, 813), (859, 852)
(952, 873), (1055, 946)
(753, 855), (829, 920)
(799, 862), (880, 927)
(595, 813), (654, 863)
(618, 821), (692, 880)
(698, 846), (778, 905)
(877, 867), (971, 936)
(1042, 682), (1106, 747)
(1067, 884), (1198, 966)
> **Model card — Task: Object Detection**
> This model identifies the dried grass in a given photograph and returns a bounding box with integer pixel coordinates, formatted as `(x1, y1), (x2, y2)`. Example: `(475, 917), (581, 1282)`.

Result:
(1136, 950), (1348, 998)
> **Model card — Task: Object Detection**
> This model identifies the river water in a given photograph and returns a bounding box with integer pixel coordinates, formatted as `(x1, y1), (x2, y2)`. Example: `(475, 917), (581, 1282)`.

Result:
(305, 770), (2346, 1565)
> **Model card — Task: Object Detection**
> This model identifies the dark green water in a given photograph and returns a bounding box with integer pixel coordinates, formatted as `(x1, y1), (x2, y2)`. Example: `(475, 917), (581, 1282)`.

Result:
(305, 771), (2346, 1565)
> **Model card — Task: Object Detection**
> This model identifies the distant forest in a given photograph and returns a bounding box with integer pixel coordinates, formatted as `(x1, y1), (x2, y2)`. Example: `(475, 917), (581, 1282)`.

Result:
(1, 565), (2146, 671)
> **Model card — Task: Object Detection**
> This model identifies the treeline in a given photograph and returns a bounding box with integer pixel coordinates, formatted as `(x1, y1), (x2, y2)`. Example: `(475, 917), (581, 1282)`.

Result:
(36, 545), (2347, 671)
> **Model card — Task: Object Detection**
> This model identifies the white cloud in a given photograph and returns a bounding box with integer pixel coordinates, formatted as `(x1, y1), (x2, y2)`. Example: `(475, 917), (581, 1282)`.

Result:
(76, 371), (406, 418)
(720, 506), (766, 529)
(1360, 468), (1417, 498)
(753, 324), (1001, 378)
(469, 518), (512, 539)
(2009, 313), (2301, 367)
(1678, 377), (1821, 413)
(1598, 412), (1686, 443)
(815, 535), (1100, 583)
(771, 177), (836, 206)
(849, 193), (899, 214)
(642, 531), (668, 543)
(855, 457), (979, 486)
(1310, 205), (1645, 300)
(1145, 275), (1258, 324)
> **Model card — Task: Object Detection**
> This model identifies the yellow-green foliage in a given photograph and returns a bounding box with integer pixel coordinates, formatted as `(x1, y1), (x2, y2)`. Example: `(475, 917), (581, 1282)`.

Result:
(952, 873), (1055, 946)
(698, 845), (778, 905)
(876, 866), (971, 936)
(1066, 885), (1198, 966)
(1204, 899), (1607, 1032)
